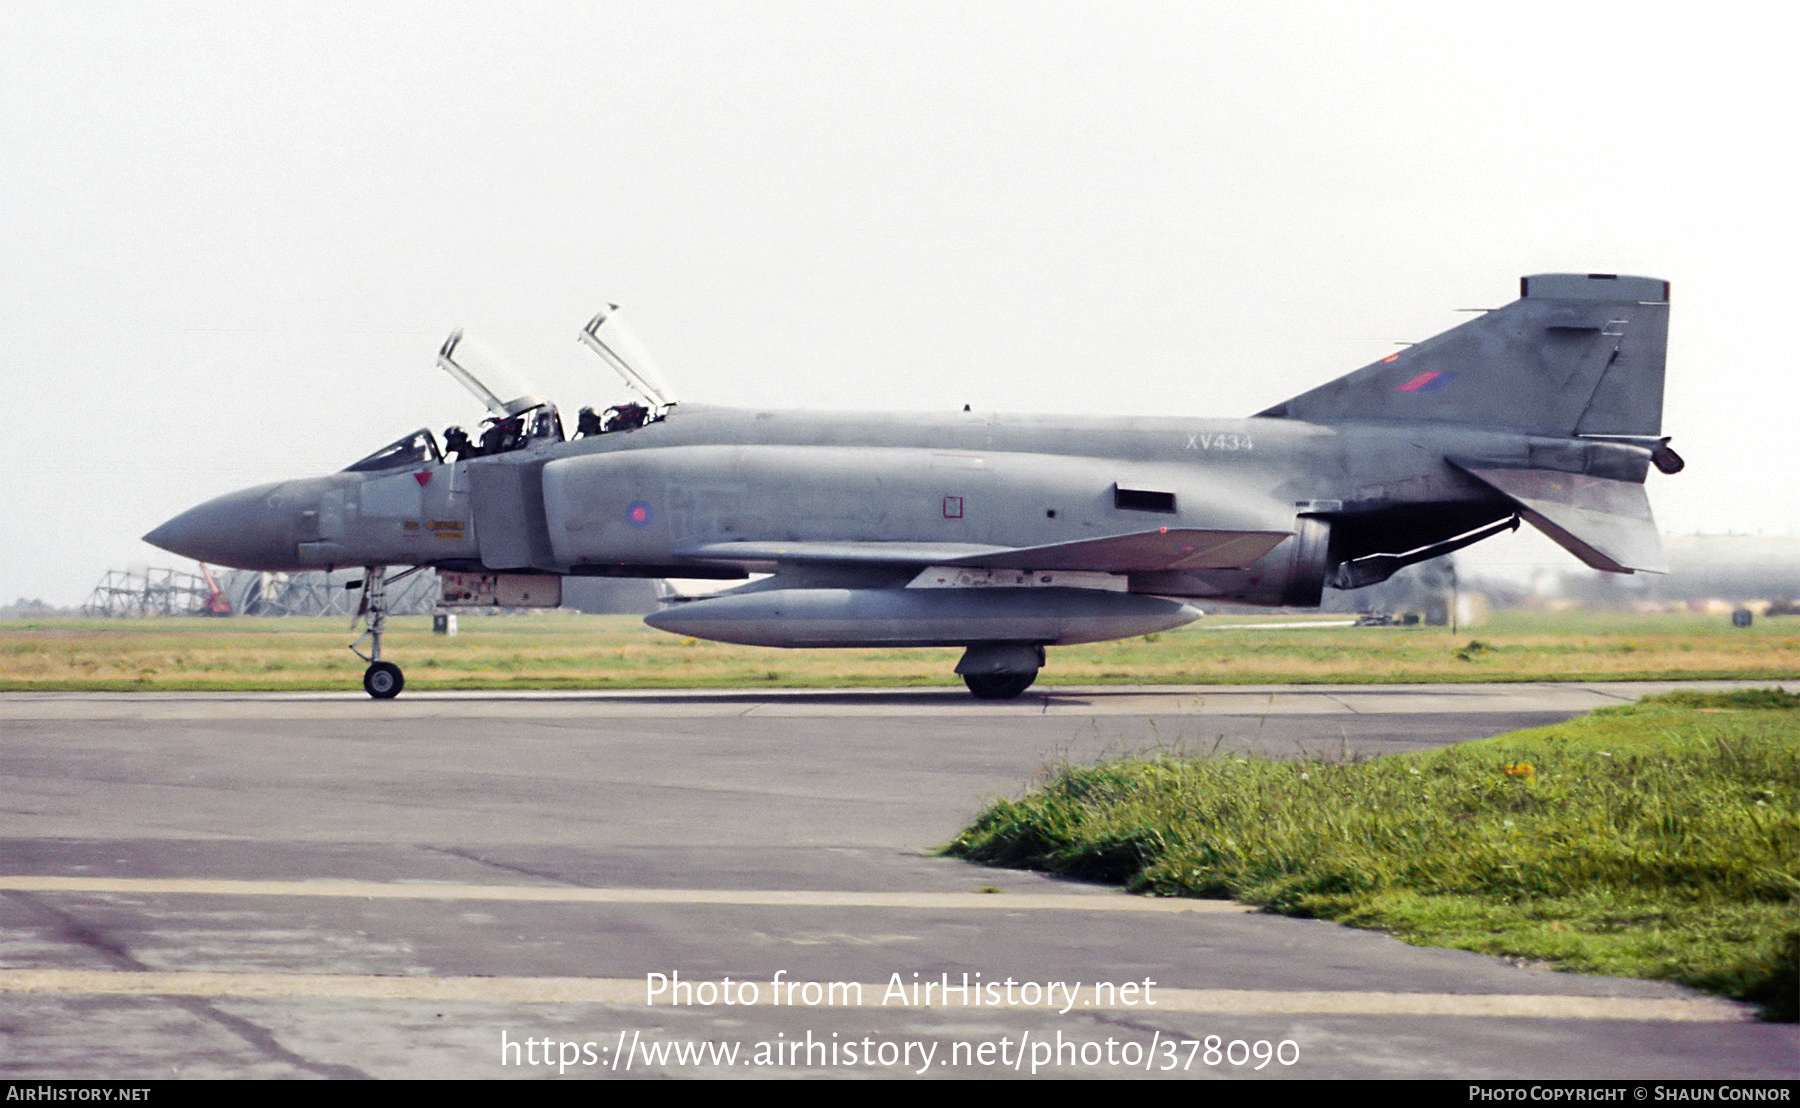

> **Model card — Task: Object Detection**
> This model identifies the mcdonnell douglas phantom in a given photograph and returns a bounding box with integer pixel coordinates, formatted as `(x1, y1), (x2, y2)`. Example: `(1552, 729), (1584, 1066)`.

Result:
(145, 273), (1681, 699)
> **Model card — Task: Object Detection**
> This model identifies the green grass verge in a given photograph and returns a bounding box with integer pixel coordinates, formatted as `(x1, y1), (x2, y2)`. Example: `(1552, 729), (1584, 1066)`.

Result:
(945, 689), (1800, 1020)
(3, 610), (1798, 691)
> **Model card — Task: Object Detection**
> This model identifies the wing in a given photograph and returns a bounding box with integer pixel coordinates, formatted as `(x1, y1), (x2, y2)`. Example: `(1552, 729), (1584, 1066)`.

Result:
(676, 527), (1290, 574)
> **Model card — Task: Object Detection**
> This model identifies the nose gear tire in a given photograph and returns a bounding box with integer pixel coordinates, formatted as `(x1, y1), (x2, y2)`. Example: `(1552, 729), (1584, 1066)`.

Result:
(363, 662), (404, 699)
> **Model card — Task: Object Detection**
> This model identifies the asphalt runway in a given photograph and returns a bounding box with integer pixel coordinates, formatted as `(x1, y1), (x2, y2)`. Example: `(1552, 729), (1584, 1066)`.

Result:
(2, 683), (1795, 1080)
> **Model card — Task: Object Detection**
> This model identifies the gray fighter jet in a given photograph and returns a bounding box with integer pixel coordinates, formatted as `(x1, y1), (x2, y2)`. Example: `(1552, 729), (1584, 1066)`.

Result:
(145, 273), (1681, 699)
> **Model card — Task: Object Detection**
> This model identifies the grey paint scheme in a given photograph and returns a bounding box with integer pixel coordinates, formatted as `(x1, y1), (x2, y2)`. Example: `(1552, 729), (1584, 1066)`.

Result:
(144, 273), (1679, 692)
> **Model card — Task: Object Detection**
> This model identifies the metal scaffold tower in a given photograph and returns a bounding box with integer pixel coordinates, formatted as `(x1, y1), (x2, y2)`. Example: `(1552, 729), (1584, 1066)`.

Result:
(224, 568), (440, 617)
(83, 565), (440, 618)
(82, 565), (226, 617)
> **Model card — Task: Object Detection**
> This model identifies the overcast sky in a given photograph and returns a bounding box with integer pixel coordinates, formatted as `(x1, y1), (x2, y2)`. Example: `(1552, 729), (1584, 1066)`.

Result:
(4, 2), (1794, 605)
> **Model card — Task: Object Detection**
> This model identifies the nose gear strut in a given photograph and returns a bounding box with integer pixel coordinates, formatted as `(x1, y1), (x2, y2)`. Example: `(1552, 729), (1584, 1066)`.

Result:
(348, 565), (424, 698)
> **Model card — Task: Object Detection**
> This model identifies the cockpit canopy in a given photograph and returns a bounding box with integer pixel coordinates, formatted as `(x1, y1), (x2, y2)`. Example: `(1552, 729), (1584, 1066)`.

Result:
(345, 404), (568, 472)
(343, 308), (674, 474)
(442, 403), (564, 460)
(344, 429), (443, 473)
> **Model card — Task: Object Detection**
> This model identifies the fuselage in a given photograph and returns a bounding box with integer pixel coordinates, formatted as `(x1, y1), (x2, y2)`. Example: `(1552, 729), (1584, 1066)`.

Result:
(145, 402), (1545, 609)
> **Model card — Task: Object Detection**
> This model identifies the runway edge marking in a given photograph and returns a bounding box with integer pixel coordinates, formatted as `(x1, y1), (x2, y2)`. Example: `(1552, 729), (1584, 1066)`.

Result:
(0, 874), (1245, 913)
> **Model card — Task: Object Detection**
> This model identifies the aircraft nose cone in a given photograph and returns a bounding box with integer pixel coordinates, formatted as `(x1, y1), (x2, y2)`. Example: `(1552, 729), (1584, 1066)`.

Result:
(144, 482), (299, 570)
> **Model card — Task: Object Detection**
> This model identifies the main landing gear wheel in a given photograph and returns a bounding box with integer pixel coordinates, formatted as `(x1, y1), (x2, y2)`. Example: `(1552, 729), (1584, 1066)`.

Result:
(363, 661), (404, 699)
(962, 671), (1038, 700)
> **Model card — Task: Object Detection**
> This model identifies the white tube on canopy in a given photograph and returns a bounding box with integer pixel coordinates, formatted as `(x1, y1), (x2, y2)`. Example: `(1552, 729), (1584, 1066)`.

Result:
(437, 330), (544, 417)
(578, 305), (680, 408)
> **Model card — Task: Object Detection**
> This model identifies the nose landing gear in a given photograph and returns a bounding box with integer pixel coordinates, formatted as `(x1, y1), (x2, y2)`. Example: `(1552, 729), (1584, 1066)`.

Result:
(349, 566), (423, 699)
(362, 660), (404, 698)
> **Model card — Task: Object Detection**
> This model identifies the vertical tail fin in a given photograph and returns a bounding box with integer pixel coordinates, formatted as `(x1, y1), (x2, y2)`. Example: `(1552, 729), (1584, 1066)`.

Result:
(1257, 273), (1670, 437)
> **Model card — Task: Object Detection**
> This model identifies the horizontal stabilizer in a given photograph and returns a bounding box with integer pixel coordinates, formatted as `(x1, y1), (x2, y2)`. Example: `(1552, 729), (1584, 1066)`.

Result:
(678, 528), (1290, 574)
(1451, 463), (1666, 574)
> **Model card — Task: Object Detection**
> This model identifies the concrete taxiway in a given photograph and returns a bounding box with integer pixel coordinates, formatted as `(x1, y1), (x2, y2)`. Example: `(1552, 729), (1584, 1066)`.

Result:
(2, 682), (1795, 1079)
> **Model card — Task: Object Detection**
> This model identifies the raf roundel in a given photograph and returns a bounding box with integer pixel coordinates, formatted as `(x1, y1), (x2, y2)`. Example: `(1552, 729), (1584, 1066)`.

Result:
(626, 500), (655, 528)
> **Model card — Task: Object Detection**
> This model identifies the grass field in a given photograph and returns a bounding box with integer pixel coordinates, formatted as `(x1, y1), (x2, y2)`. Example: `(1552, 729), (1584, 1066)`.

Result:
(946, 689), (1800, 1020)
(7, 612), (1795, 1017)
(2, 609), (1798, 691)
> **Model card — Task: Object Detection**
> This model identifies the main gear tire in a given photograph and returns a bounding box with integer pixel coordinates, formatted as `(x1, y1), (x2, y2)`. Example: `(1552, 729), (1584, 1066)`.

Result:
(962, 671), (1037, 700)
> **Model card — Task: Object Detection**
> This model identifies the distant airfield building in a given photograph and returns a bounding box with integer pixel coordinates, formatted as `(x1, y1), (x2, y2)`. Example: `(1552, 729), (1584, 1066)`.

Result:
(1304, 534), (1799, 623)
(1534, 534), (1800, 614)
